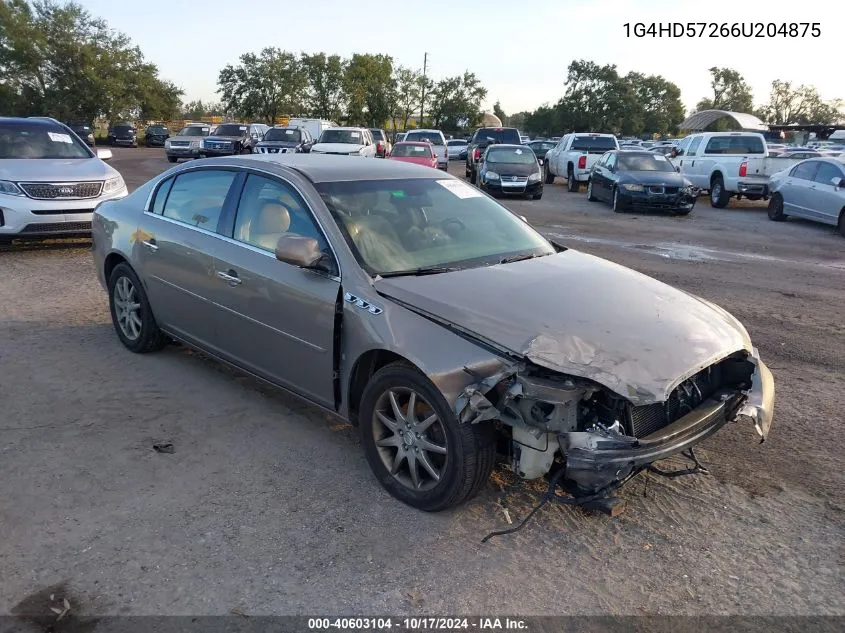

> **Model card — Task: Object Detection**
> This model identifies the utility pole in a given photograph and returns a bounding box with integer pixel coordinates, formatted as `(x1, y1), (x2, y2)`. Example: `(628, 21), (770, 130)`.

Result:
(419, 52), (428, 124)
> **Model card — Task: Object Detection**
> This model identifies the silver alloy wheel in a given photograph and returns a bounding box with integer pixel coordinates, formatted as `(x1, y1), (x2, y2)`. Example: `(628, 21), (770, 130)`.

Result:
(113, 276), (142, 341)
(613, 188), (618, 210)
(587, 181), (593, 198)
(711, 182), (721, 204)
(372, 387), (448, 492)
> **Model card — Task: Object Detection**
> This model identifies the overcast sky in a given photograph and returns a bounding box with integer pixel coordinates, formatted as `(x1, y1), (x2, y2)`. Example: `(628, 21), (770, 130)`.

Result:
(77, 0), (838, 115)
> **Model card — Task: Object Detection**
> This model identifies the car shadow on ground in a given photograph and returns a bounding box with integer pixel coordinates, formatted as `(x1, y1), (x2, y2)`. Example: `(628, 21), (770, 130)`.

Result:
(0, 238), (92, 253)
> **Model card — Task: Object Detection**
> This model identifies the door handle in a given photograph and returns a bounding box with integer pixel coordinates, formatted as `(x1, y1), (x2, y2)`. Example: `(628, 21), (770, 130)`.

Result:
(141, 239), (158, 252)
(216, 270), (242, 286)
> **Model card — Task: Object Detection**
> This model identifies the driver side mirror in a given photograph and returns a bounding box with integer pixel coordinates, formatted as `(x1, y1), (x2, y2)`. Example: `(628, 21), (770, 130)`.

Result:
(833, 176), (844, 188)
(275, 235), (325, 270)
(96, 148), (113, 161)
(670, 149), (680, 158)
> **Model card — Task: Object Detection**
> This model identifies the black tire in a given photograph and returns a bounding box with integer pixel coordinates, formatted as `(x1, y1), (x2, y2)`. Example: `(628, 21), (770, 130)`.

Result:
(543, 163), (555, 184)
(108, 263), (168, 354)
(767, 194), (787, 221)
(167, 156), (177, 163)
(710, 176), (730, 208)
(469, 168), (477, 185)
(532, 192), (543, 200)
(838, 210), (845, 238)
(612, 186), (626, 213)
(359, 363), (496, 512)
(567, 169), (580, 192)
(586, 180), (597, 202)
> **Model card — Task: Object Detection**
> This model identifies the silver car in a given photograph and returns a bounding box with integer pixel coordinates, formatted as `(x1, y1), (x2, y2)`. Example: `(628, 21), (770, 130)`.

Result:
(92, 155), (774, 512)
(768, 157), (845, 236)
(1, 116), (126, 244)
(165, 123), (211, 162)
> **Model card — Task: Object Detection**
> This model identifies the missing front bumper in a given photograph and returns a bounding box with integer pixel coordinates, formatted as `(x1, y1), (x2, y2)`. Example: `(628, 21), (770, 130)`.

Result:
(562, 354), (774, 493)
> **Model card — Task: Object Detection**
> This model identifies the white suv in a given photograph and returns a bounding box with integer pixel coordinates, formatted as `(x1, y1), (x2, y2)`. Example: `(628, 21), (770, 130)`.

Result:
(0, 117), (128, 244)
(310, 127), (377, 157)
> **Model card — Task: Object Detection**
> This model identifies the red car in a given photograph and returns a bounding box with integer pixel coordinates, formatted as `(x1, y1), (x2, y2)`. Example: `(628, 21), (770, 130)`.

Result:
(388, 142), (438, 168)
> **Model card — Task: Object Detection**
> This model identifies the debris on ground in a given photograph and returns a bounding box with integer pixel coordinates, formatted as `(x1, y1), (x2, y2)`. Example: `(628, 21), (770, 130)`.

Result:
(152, 442), (175, 454)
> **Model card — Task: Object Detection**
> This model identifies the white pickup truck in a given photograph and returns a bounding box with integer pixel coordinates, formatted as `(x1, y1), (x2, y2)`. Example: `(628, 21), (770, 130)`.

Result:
(544, 133), (619, 192)
(671, 131), (808, 207)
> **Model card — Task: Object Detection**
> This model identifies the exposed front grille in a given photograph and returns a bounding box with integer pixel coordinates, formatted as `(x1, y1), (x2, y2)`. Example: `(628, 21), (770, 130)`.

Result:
(170, 140), (191, 147)
(206, 142), (232, 150)
(20, 221), (92, 234)
(31, 209), (93, 216)
(20, 182), (103, 200)
(630, 363), (725, 438)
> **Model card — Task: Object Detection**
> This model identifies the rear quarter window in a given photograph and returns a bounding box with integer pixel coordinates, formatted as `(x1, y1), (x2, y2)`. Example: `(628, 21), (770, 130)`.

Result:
(704, 136), (765, 155)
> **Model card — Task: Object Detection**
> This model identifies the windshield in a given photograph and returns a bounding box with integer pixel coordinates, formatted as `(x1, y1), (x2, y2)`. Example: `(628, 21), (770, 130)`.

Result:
(0, 122), (92, 159)
(146, 126), (168, 134)
(215, 124), (248, 136)
(447, 140), (467, 146)
(529, 141), (555, 151)
(617, 153), (675, 172)
(178, 126), (210, 136)
(473, 128), (521, 145)
(571, 136), (617, 152)
(317, 178), (553, 276)
(319, 129), (364, 144)
(264, 128), (301, 142)
(391, 143), (433, 157)
(404, 131), (444, 146)
(370, 130), (385, 141)
(486, 147), (536, 164)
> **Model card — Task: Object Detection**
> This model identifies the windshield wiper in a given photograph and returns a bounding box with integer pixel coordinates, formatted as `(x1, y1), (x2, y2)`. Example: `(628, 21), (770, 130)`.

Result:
(376, 266), (460, 278)
(498, 252), (548, 265)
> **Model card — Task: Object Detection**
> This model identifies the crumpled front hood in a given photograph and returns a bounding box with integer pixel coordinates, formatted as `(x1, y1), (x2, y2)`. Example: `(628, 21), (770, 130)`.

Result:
(374, 250), (751, 404)
(620, 170), (688, 187)
(312, 142), (364, 153)
(0, 158), (116, 182)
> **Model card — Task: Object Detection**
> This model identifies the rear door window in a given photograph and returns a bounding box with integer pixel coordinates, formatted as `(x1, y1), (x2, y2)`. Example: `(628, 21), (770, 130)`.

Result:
(790, 161), (818, 181)
(704, 135), (765, 155)
(813, 162), (843, 185)
(162, 170), (237, 231)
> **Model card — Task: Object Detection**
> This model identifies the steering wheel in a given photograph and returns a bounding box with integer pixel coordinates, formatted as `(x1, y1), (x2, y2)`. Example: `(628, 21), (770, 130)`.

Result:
(440, 217), (466, 232)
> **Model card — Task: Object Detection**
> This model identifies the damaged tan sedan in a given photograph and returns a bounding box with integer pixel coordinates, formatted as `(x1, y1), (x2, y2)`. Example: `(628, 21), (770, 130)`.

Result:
(92, 155), (774, 512)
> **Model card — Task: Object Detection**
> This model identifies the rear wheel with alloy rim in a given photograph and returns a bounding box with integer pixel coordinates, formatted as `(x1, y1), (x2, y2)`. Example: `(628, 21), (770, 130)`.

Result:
(567, 169), (580, 192)
(108, 263), (167, 353)
(710, 176), (730, 208)
(587, 180), (597, 201)
(359, 363), (496, 511)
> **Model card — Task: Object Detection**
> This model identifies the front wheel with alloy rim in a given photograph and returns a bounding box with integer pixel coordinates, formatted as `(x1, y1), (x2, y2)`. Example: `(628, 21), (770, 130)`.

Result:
(587, 181), (597, 201)
(768, 193), (787, 221)
(108, 263), (168, 353)
(544, 163), (555, 184)
(612, 187), (625, 213)
(359, 363), (496, 511)
(839, 210), (845, 237)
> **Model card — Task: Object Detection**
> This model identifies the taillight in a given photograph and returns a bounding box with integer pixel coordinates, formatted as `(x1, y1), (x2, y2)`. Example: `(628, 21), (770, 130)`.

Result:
(739, 160), (747, 177)
(473, 148), (481, 161)
(578, 155), (587, 169)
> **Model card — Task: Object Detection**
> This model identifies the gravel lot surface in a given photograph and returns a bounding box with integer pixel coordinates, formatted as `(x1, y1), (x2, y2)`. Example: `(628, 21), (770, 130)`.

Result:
(2, 148), (843, 618)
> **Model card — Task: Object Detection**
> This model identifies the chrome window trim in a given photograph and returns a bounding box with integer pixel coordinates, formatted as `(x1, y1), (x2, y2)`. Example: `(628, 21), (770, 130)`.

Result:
(143, 163), (342, 282)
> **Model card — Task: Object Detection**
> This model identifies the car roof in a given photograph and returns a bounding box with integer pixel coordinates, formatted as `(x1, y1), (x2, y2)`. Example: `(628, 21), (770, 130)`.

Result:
(1, 116), (64, 128)
(406, 129), (443, 134)
(239, 154), (448, 183)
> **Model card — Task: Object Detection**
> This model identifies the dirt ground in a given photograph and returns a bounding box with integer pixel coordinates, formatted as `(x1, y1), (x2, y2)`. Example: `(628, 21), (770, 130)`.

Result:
(1, 148), (843, 617)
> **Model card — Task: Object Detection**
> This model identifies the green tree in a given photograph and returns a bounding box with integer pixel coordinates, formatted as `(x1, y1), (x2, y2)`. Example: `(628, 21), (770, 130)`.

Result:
(555, 60), (639, 135)
(391, 66), (422, 131)
(343, 53), (394, 126)
(757, 79), (843, 125)
(0, 0), (182, 123)
(217, 47), (307, 123)
(300, 52), (346, 121)
(625, 72), (685, 135)
(492, 100), (507, 125)
(695, 66), (754, 113)
(524, 105), (559, 137)
(428, 71), (487, 132)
